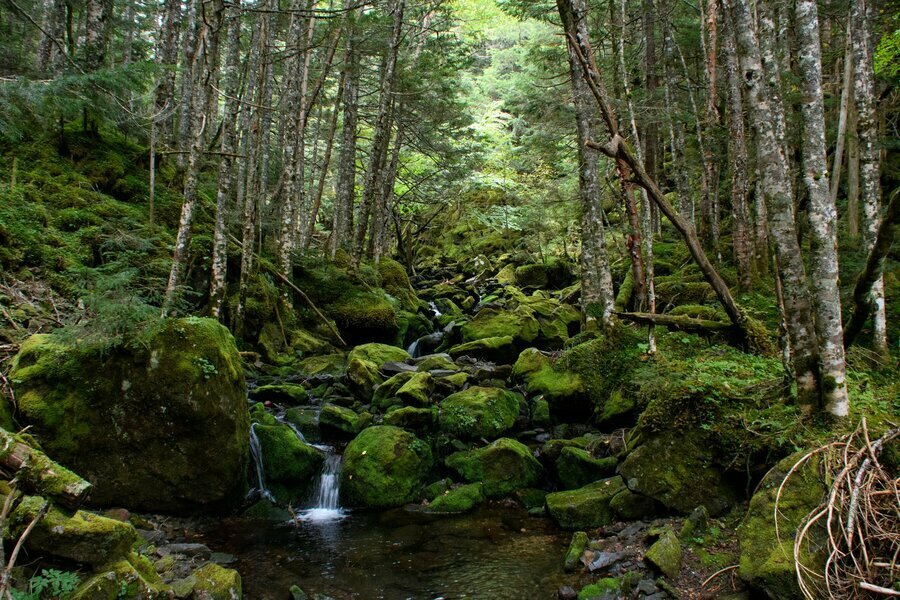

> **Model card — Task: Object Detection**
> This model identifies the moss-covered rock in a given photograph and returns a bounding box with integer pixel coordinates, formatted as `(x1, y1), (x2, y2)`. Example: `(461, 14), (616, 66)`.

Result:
(461, 308), (539, 346)
(296, 353), (346, 378)
(555, 447), (618, 490)
(383, 406), (437, 432)
(496, 264), (516, 285)
(416, 354), (458, 372)
(512, 349), (585, 415)
(319, 403), (359, 435)
(253, 424), (324, 503)
(8, 318), (249, 513)
(347, 358), (382, 401)
(738, 452), (827, 600)
(372, 371), (416, 409)
(8, 495), (137, 566)
(249, 383), (308, 405)
(378, 258), (420, 312)
(448, 336), (518, 363)
(73, 553), (172, 599)
(395, 372), (434, 406)
(348, 343), (411, 367)
(445, 438), (541, 497)
(192, 562), (242, 600)
(340, 426), (433, 508)
(564, 531), (589, 572)
(425, 482), (485, 514)
(645, 529), (683, 579)
(438, 386), (522, 440)
(331, 292), (400, 345)
(595, 389), (637, 427)
(577, 578), (623, 600)
(545, 477), (627, 529)
(618, 430), (737, 516)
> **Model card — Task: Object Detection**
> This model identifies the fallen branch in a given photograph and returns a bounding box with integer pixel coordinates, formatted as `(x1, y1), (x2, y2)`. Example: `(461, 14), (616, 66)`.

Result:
(615, 311), (735, 333)
(0, 429), (91, 509)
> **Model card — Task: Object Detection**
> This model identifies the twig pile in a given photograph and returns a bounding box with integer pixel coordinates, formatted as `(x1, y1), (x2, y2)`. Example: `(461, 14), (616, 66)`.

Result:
(780, 420), (899, 598)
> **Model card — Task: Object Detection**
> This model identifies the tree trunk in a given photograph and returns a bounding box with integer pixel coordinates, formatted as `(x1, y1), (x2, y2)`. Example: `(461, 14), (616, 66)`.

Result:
(163, 0), (225, 314)
(829, 16), (853, 209)
(83, 0), (111, 71)
(304, 74), (344, 251)
(729, 0), (821, 413)
(153, 0), (182, 142)
(723, 18), (752, 290)
(209, 0), (242, 320)
(847, 99), (860, 240)
(850, 0), (887, 355)
(0, 429), (91, 509)
(662, 21), (692, 222)
(795, 0), (849, 416)
(559, 0), (615, 327)
(176, 0), (200, 164)
(37, 0), (65, 74)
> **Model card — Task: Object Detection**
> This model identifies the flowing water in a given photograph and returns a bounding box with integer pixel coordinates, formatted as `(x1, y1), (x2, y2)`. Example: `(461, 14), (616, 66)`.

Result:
(247, 423), (275, 503)
(294, 444), (345, 523)
(191, 505), (583, 599)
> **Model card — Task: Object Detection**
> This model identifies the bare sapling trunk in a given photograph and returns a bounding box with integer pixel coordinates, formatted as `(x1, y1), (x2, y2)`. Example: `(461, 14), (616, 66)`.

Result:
(795, 0), (849, 416)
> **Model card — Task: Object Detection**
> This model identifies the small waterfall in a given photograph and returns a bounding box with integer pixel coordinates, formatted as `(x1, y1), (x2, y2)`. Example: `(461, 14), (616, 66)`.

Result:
(295, 445), (345, 522)
(248, 424), (275, 503)
(406, 339), (420, 357)
(428, 301), (443, 318)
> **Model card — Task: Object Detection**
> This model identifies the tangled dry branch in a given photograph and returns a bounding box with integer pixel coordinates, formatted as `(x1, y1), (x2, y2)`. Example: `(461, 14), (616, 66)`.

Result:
(779, 420), (899, 599)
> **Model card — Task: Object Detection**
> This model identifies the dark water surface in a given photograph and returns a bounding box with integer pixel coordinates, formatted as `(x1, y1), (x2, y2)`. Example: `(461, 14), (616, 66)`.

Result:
(191, 505), (584, 599)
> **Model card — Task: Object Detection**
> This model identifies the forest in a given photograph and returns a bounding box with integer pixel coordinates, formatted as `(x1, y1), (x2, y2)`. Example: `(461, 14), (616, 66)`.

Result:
(0, 0), (897, 597)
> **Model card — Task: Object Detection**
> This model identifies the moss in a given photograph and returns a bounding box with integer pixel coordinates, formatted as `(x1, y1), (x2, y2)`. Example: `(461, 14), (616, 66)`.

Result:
(555, 447), (618, 490)
(383, 406), (437, 432)
(340, 426), (433, 508)
(319, 403), (360, 435)
(249, 403), (277, 426)
(297, 354), (347, 378)
(596, 389), (637, 426)
(577, 578), (622, 600)
(545, 477), (627, 529)
(645, 529), (683, 579)
(377, 258), (420, 311)
(564, 531), (588, 571)
(348, 343), (411, 367)
(618, 430), (737, 516)
(438, 386), (522, 440)
(347, 357), (383, 401)
(738, 452), (827, 600)
(461, 307), (539, 346)
(669, 304), (726, 321)
(191, 562), (242, 600)
(425, 482), (485, 514)
(249, 383), (309, 405)
(331, 293), (399, 344)
(73, 554), (172, 600)
(373, 371), (417, 410)
(0, 428), (90, 502)
(532, 398), (550, 426)
(9, 495), (138, 566)
(448, 336), (518, 363)
(515, 487), (548, 510)
(512, 348), (585, 414)
(496, 264), (516, 284)
(515, 264), (548, 289)
(395, 372), (434, 406)
(416, 355), (458, 372)
(445, 438), (541, 497)
(253, 424), (324, 503)
(9, 318), (249, 513)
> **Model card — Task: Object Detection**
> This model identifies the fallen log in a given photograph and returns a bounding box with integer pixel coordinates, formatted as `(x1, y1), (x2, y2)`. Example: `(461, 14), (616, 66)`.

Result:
(0, 429), (90, 509)
(615, 311), (735, 334)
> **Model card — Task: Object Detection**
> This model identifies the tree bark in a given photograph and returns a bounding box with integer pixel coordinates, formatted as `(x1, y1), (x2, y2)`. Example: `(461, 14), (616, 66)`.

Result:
(303, 73), (344, 251)
(209, 0), (242, 320)
(559, 0), (615, 327)
(795, 0), (849, 416)
(0, 429), (91, 509)
(850, 0), (887, 355)
(153, 0), (182, 142)
(729, 0), (821, 412)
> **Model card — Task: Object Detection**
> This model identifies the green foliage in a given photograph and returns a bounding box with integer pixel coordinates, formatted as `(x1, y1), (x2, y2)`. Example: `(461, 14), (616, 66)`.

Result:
(11, 569), (81, 600)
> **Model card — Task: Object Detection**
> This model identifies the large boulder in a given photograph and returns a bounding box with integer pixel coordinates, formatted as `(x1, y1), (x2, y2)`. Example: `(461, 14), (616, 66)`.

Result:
(9, 318), (249, 513)
(618, 430), (737, 516)
(545, 476), (657, 529)
(445, 438), (541, 496)
(555, 446), (618, 490)
(738, 452), (827, 599)
(346, 344), (411, 401)
(448, 336), (518, 363)
(340, 426), (433, 508)
(252, 423), (324, 503)
(461, 307), (539, 347)
(438, 386), (522, 440)
(331, 292), (399, 345)
(512, 349), (585, 416)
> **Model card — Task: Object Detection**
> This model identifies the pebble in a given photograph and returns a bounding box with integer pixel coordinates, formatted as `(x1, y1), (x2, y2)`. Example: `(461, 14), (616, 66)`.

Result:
(557, 586), (577, 599)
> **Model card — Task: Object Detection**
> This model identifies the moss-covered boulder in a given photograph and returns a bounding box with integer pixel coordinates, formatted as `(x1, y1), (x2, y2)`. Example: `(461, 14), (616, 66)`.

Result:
(249, 383), (308, 405)
(319, 403), (360, 435)
(448, 336), (518, 363)
(445, 438), (541, 496)
(340, 426), (433, 508)
(618, 430), (737, 516)
(8, 495), (137, 566)
(192, 562), (242, 600)
(395, 371), (434, 406)
(416, 354), (458, 372)
(555, 447), (618, 490)
(253, 424), (324, 503)
(512, 349), (585, 415)
(372, 371), (416, 410)
(331, 292), (399, 345)
(438, 386), (521, 440)
(424, 482), (485, 514)
(73, 553), (171, 599)
(347, 357), (382, 401)
(378, 257), (420, 312)
(348, 343), (411, 367)
(738, 452), (827, 599)
(645, 529), (683, 579)
(9, 318), (249, 513)
(545, 476), (628, 529)
(461, 308), (539, 347)
(383, 406), (437, 432)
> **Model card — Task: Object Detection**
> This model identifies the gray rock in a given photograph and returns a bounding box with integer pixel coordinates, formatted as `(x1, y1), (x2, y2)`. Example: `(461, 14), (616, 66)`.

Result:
(157, 543), (211, 559)
(557, 586), (577, 600)
(586, 551), (625, 572)
(636, 579), (659, 595)
(381, 361), (418, 374)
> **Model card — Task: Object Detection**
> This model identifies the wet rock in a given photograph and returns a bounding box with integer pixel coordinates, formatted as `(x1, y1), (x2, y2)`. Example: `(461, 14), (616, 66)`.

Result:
(449, 336), (518, 363)
(555, 447), (618, 490)
(341, 426), (433, 508)
(319, 403), (360, 435)
(383, 406), (437, 432)
(424, 482), (485, 513)
(192, 562), (242, 600)
(395, 372), (434, 406)
(253, 423), (325, 502)
(250, 383), (309, 405)
(586, 551), (625, 572)
(380, 361), (418, 375)
(171, 576), (198, 599)
(156, 543), (211, 559)
(545, 477), (626, 529)
(9, 318), (249, 513)
(445, 438), (541, 497)
(564, 531), (589, 572)
(680, 505), (709, 539)
(415, 354), (457, 372)
(636, 579), (658, 595)
(645, 529), (682, 579)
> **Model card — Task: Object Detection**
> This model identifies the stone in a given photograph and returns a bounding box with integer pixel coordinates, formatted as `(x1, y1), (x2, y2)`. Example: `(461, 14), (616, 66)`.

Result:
(395, 372), (434, 406)
(192, 563), (242, 600)
(347, 343), (411, 367)
(253, 423), (324, 503)
(448, 336), (518, 363)
(9, 318), (249, 512)
(680, 505), (710, 539)
(545, 477), (627, 529)
(319, 403), (359, 435)
(555, 447), (618, 490)
(382, 406), (437, 432)
(461, 307), (540, 347)
(425, 482), (485, 513)
(72, 553), (171, 599)
(564, 531), (589, 572)
(341, 426), (433, 508)
(249, 383), (308, 405)
(576, 578), (622, 600)
(512, 348), (585, 416)
(438, 386), (522, 440)
(445, 438), (541, 497)
(645, 529), (682, 579)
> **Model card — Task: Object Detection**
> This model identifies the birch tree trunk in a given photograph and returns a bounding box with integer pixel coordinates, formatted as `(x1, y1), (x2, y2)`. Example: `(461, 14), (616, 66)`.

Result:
(729, 0), (821, 413)
(209, 0), (242, 320)
(829, 16), (853, 208)
(304, 74), (344, 251)
(662, 21), (692, 222)
(37, 0), (65, 74)
(795, 0), (848, 416)
(850, 0), (887, 355)
(163, 0), (225, 314)
(722, 18), (752, 291)
(559, 0), (615, 327)
(176, 0), (200, 164)
(847, 101), (860, 239)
